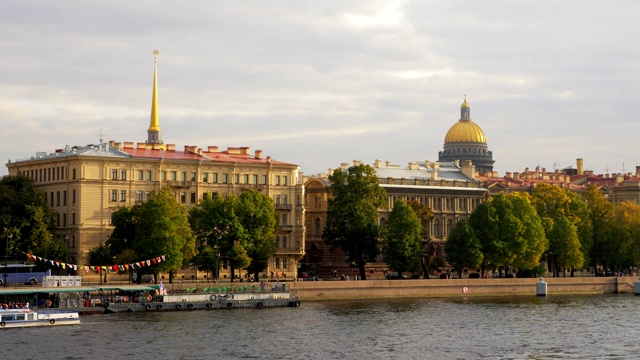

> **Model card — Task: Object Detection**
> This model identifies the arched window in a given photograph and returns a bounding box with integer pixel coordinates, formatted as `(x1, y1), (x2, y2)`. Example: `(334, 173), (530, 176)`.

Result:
(275, 236), (280, 248)
(446, 219), (453, 236)
(282, 236), (287, 248)
(433, 219), (440, 236)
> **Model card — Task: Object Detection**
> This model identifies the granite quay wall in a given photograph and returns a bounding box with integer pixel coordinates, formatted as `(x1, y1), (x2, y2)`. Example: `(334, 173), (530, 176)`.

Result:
(288, 277), (638, 301)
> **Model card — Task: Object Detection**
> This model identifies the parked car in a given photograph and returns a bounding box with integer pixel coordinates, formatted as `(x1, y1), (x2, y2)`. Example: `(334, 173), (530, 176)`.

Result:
(385, 272), (409, 279)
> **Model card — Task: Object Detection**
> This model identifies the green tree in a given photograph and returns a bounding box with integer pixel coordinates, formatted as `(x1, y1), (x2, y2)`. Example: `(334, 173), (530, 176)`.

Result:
(236, 189), (278, 281)
(383, 201), (423, 279)
(470, 193), (546, 276)
(189, 194), (246, 281)
(108, 187), (196, 284)
(582, 185), (614, 275)
(0, 175), (54, 257)
(406, 200), (435, 279)
(323, 164), (387, 280)
(444, 220), (483, 279)
(547, 216), (584, 277)
(87, 242), (112, 284)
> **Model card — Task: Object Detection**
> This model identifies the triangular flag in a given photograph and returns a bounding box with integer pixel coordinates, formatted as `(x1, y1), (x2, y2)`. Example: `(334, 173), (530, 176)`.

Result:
(55, 261), (60, 267)
(73, 264), (78, 271)
(125, 264), (130, 271)
(153, 258), (157, 264)
(162, 255), (166, 261)
(96, 267), (100, 273)
(61, 263), (66, 269)
(136, 262), (141, 268)
(146, 260), (151, 266)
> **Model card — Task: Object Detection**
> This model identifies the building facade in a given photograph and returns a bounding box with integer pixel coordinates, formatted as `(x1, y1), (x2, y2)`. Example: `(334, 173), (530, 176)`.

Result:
(5, 51), (305, 281)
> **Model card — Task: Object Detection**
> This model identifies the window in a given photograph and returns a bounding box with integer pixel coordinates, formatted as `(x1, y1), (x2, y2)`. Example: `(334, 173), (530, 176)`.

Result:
(56, 191), (60, 206)
(275, 257), (280, 269)
(137, 190), (144, 202)
(181, 172), (186, 182)
(261, 175), (267, 185)
(72, 235), (75, 248)
(56, 214), (60, 227)
(282, 236), (287, 248)
(72, 213), (76, 225)
(72, 168), (76, 180)
(63, 213), (67, 227)
(61, 167), (65, 179)
(171, 171), (177, 181)
(203, 173), (208, 183)
(63, 191), (67, 206)
(213, 173), (218, 183)
(72, 189), (76, 203)
(282, 195), (288, 205)
(111, 169), (117, 180)
(222, 174), (228, 184)
(253, 175), (258, 184)
(282, 258), (287, 269)
(120, 190), (126, 202)
(191, 172), (196, 181)
(433, 219), (440, 236)
(282, 214), (288, 225)
(146, 192), (151, 201)
(296, 195), (301, 206)
(234, 174), (239, 184)
(121, 170), (127, 180)
(275, 236), (280, 248)
(146, 170), (152, 181)
(315, 218), (321, 235)
(180, 192), (186, 203)
(190, 192), (196, 204)
(283, 176), (287, 186)
(138, 170), (143, 180)
(111, 190), (117, 202)
(50, 192), (54, 207)
(56, 167), (60, 180)
(275, 175), (281, 185)
(243, 174), (249, 184)
(161, 171), (166, 181)
(275, 195), (280, 205)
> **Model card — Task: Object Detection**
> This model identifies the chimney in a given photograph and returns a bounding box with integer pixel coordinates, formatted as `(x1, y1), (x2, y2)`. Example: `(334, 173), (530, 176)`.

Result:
(341, 163), (349, 169)
(208, 146), (219, 153)
(152, 143), (162, 150)
(577, 158), (584, 176)
(353, 160), (362, 166)
(424, 160), (431, 168)
(461, 160), (475, 179)
(409, 161), (419, 170)
(197, 148), (203, 156)
(124, 142), (134, 149)
(385, 161), (392, 167)
(328, 168), (334, 176)
(374, 159), (382, 168)
(454, 160), (460, 167)
(255, 150), (263, 159)
(266, 156), (272, 163)
(166, 144), (175, 151)
(513, 172), (520, 180)
(616, 174), (624, 184)
(505, 172), (512, 178)
(137, 142), (146, 149)
(240, 147), (250, 155)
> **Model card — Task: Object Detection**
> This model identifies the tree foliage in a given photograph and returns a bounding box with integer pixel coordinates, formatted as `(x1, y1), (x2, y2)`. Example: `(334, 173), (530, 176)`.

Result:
(323, 164), (387, 280)
(582, 185), (615, 274)
(383, 200), (423, 278)
(444, 219), (483, 278)
(0, 175), (54, 258)
(106, 187), (196, 283)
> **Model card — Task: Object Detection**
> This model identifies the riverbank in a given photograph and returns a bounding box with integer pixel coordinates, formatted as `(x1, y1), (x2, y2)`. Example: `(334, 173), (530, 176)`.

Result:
(288, 276), (637, 300)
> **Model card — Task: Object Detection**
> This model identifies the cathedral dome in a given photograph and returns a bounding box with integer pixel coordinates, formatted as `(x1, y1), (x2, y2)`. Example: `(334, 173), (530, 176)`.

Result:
(443, 98), (487, 143)
(444, 121), (487, 143)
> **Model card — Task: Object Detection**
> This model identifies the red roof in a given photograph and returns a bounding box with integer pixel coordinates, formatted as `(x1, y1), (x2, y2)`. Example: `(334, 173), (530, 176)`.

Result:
(120, 148), (297, 167)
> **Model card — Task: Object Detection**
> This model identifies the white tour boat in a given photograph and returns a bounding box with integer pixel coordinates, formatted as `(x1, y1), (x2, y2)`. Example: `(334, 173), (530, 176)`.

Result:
(0, 309), (80, 328)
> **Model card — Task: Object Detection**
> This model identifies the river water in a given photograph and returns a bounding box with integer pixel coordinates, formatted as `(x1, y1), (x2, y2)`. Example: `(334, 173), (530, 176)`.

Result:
(5, 294), (640, 360)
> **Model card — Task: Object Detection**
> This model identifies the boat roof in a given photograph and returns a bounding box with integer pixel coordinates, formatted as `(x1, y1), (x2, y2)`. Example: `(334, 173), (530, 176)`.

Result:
(0, 284), (159, 295)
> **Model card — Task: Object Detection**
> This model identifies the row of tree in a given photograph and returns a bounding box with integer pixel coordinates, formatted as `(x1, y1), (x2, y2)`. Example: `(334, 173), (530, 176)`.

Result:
(323, 165), (640, 280)
(88, 187), (278, 283)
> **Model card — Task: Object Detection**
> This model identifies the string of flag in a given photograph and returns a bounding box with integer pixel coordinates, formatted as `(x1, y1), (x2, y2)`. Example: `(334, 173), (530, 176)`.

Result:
(23, 252), (167, 274)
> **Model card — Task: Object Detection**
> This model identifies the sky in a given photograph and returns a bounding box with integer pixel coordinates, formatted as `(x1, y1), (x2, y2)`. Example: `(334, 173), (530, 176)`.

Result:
(2, 0), (640, 178)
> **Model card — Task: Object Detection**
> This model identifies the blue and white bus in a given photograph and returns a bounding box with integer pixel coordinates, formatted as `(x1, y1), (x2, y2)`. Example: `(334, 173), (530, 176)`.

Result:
(0, 264), (51, 286)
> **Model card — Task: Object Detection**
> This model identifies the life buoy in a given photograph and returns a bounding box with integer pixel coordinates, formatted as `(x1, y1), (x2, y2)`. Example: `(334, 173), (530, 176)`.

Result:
(145, 304), (152, 311)
(146, 295), (153, 302)
(0, 321), (5, 327)
(210, 295), (217, 301)
(256, 302), (264, 309)
(123, 296), (130, 303)
(157, 304), (163, 310)
(50, 319), (55, 325)
(187, 303), (194, 310)
(295, 300), (301, 307)
(205, 303), (213, 310)
(462, 286), (469, 294)
(176, 304), (182, 310)
(226, 302), (233, 309)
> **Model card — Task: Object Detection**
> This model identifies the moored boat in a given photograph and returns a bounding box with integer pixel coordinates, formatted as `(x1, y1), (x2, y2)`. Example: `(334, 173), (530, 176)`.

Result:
(0, 309), (80, 328)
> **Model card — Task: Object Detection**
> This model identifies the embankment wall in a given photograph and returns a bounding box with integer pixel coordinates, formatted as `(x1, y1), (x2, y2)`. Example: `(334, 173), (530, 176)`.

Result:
(288, 277), (637, 301)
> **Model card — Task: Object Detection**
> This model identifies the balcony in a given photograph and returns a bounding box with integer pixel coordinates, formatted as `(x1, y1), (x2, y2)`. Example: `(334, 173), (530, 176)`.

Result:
(164, 180), (193, 188)
(279, 224), (294, 232)
(275, 203), (293, 210)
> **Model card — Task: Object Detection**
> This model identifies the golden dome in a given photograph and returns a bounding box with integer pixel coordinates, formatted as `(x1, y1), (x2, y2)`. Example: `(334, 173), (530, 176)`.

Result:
(444, 120), (487, 143)
(461, 99), (470, 108)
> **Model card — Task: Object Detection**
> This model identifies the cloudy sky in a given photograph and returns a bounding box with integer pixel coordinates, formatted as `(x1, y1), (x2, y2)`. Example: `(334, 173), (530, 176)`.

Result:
(2, 1), (640, 177)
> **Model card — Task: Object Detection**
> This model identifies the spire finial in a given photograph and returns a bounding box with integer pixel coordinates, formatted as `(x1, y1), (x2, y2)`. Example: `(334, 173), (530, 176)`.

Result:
(147, 49), (163, 145)
(153, 49), (158, 63)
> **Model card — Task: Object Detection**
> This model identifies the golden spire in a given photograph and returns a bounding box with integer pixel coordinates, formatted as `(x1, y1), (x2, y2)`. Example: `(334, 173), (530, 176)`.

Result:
(147, 50), (163, 145)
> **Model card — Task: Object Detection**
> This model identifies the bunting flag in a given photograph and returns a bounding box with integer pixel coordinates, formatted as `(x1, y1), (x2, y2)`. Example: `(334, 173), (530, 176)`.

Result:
(23, 252), (167, 274)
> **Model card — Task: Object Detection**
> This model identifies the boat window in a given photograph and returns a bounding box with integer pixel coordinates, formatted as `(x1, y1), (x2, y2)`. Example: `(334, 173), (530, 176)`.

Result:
(1, 315), (14, 321)
(27, 314), (34, 320)
(15, 314), (25, 321)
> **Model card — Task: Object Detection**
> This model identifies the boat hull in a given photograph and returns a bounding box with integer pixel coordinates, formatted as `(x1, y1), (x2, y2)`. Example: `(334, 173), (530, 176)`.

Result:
(0, 310), (80, 329)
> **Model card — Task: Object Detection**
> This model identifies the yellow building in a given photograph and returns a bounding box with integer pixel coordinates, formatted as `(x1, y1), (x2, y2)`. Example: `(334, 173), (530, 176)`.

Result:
(5, 51), (305, 281)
